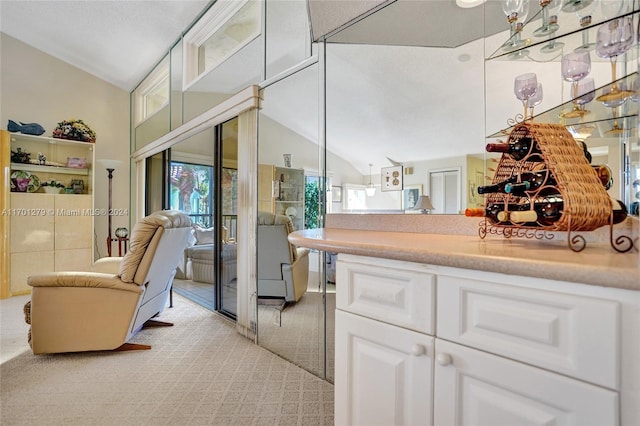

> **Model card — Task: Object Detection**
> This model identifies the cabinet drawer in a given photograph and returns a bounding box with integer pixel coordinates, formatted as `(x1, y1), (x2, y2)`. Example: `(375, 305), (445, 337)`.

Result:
(437, 274), (620, 390)
(337, 255), (435, 335)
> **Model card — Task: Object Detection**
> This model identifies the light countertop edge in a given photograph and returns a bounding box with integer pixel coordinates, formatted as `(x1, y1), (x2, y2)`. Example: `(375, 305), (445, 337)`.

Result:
(289, 228), (640, 291)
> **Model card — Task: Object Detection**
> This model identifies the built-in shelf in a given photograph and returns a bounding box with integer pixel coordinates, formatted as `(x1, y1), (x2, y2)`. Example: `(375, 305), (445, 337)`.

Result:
(10, 162), (89, 176)
(9, 132), (95, 148)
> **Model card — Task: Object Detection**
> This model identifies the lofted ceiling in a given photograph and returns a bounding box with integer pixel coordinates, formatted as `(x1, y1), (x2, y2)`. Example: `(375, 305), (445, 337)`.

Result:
(0, 0), (211, 91)
(1, 0), (557, 176)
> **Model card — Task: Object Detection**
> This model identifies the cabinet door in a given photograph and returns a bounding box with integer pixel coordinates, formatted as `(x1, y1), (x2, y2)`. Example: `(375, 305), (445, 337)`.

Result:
(335, 310), (434, 426)
(54, 194), (92, 250)
(434, 339), (618, 426)
(10, 193), (54, 253)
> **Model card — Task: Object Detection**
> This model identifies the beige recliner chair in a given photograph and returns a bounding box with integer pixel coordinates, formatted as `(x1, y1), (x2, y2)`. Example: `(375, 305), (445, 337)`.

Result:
(24, 210), (192, 354)
(257, 212), (309, 302)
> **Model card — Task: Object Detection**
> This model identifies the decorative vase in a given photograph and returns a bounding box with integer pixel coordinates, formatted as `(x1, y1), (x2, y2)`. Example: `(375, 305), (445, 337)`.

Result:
(43, 186), (62, 194)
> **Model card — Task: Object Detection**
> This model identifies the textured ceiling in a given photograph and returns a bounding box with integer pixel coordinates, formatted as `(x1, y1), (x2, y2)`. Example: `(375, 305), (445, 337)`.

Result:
(0, 0), (211, 91)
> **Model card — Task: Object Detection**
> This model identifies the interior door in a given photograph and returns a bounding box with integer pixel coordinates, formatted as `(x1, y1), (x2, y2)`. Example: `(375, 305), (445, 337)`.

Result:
(429, 169), (460, 214)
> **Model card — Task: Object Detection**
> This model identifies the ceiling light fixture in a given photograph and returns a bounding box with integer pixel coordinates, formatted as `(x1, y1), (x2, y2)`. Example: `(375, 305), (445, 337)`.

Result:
(365, 163), (376, 197)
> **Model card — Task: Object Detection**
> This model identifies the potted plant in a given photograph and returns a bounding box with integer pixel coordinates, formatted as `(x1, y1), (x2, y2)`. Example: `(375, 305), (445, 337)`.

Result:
(41, 179), (65, 194)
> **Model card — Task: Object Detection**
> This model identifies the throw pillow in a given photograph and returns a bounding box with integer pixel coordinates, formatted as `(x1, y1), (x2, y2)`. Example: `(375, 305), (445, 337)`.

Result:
(194, 226), (214, 245)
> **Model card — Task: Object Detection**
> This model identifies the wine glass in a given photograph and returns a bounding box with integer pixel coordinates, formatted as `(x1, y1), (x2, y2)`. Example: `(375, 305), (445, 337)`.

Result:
(561, 0), (594, 13)
(600, 82), (630, 134)
(574, 0), (598, 52)
(595, 17), (635, 102)
(527, 83), (543, 119)
(600, 0), (628, 19)
(534, 0), (561, 37)
(502, 0), (530, 51)
(574, 77), (596, 115)
(514, 73), (538, 119)
(561, 51), (591, 117)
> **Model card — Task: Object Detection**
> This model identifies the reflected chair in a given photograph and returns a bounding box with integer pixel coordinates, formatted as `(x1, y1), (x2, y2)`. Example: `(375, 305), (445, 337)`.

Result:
(257, 211), (309, 302)
(23, 210), (192, 354)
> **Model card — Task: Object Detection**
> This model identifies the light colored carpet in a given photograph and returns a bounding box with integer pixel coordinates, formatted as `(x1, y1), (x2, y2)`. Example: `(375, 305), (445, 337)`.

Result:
(257, 291), (335, 383)
(0, 294), (333, 425)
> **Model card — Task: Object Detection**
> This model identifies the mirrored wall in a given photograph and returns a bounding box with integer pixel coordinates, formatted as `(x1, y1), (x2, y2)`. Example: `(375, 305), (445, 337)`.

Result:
(257, 61), (333, 380)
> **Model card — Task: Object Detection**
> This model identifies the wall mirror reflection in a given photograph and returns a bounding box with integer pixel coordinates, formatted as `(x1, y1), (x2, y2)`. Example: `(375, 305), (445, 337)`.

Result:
(257, 61), (334, 380)
(323, 0), (637, 215)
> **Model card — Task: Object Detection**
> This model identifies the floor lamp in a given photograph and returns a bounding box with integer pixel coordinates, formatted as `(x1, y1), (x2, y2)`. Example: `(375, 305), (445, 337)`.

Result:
(98, 159), (123, 257)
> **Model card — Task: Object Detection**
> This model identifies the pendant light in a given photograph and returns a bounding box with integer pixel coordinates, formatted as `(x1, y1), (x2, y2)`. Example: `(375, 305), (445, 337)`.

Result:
(365, 163), (376, 197)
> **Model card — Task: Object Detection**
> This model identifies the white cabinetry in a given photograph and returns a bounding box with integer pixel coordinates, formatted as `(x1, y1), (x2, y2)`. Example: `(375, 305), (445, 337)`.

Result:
(335, 310), (433, 426)
(336, 256), (436, 425)
(335, 254), (637, 426)
(434, 339), (618, 426)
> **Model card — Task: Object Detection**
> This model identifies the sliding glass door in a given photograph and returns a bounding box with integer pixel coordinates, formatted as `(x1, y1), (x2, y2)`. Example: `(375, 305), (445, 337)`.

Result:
(146, 118), (238, 319)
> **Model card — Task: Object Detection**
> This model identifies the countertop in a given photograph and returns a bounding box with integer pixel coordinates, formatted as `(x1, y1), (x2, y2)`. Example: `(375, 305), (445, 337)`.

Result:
(289, 227), (640, 291)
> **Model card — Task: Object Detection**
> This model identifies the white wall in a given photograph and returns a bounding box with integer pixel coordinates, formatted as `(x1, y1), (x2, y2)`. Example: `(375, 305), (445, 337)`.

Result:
(1, 33), (130, 260)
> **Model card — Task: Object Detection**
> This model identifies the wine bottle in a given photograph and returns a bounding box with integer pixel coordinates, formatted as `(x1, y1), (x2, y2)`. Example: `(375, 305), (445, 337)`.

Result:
(485, 137), (540, 161)
(612, 199), (628, 224)
(481, 201), (531, 224)
(509, 195), (564, 226)
(592, 165), (613, 190)
(477, 170), (556, 196)
(578, 141), (593, 164)
(509, 196), (627, 225)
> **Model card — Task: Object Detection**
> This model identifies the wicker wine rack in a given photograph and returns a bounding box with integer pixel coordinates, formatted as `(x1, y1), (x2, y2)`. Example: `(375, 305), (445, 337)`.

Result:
(479, 121), (633, 252)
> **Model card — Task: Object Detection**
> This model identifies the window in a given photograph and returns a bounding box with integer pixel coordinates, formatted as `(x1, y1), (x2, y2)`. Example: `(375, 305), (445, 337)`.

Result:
(183, 0), (262, 90)
(133, 57), (169, 125)
(305, 175), (321, 229)
(169, 161), (213, 227)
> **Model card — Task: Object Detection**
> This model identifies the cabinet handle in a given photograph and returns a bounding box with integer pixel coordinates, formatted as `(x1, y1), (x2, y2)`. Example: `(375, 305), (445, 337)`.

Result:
(411, 344), (426, 356)
(436, 352), (452, 366)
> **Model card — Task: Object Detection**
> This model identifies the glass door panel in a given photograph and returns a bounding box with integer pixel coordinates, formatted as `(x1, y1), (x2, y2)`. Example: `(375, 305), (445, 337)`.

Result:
(218, 118), (238, 318)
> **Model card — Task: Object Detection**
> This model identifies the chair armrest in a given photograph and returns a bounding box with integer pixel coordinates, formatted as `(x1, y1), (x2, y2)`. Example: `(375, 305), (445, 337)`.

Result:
(28, 272), (142, 293)
(92, 257), (123, 274)
(282, 248), (310, 302)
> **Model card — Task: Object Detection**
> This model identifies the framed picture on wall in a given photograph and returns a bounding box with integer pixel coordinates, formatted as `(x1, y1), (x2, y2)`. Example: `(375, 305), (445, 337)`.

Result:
(381, 165), (403, 191)
(402, 184), (422, 210)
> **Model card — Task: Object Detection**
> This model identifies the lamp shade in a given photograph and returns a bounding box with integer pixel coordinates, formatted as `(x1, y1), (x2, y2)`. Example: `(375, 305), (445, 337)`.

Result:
(98, 159), (123, 170)
(413, 195), (435, 213)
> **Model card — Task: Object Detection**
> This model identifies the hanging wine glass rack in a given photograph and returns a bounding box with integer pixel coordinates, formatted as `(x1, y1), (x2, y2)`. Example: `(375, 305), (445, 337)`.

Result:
(478, 121), (633, 253)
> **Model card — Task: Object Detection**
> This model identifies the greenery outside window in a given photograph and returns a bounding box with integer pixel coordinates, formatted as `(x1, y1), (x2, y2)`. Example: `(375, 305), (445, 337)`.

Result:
(169, 161), (213, 227)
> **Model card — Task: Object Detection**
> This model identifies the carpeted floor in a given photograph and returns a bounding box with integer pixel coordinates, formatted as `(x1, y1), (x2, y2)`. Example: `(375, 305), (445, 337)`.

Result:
(257, 291), (335, 383)
(0, 294), (333, 425)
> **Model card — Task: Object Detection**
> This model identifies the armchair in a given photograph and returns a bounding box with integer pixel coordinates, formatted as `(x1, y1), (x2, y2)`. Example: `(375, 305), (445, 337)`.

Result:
(23, 210), (192, 354)
(257, 212), (309, 302)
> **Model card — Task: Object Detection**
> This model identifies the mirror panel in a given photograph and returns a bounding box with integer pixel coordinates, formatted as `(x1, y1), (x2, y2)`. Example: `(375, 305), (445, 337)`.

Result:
(265, 0), (311, 79)
(171, 40), (184, 130)
(257, 62), (329, 379)
(324, 39), (486, 214)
